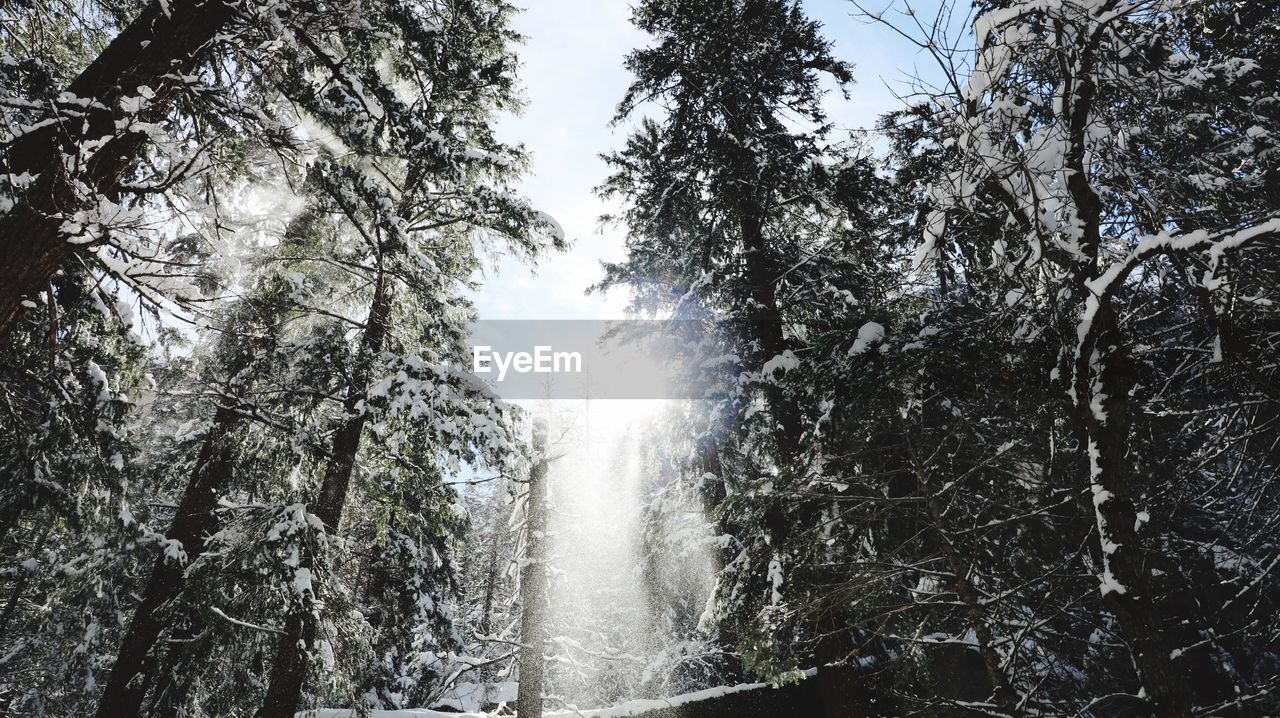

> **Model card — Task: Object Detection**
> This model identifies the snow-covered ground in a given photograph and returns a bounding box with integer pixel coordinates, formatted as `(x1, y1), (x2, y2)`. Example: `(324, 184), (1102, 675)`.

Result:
(300, 678), (780, 718)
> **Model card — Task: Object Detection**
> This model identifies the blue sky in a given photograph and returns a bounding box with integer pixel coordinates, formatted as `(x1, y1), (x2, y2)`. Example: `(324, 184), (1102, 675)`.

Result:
(471, 0), (961, 320)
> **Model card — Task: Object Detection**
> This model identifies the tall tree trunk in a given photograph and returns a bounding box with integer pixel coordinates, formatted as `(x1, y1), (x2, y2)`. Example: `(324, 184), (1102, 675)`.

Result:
(0, 0), (237, 336)
(737, 208), (786, 366)
(95, 403), (240, 717)
(93, 201), (317, 715)
(1078, 316), (1191, 717)
(723, 103), (790, 432)
(813, 612), (866, 718)
(1057, 38), (1189, 713)
(516, 419), (549, 718)
(256, 272), (393, 718)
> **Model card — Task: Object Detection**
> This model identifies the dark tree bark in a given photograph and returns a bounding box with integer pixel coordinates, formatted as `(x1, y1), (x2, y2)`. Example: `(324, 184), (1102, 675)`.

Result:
(516, 420), (549, 718)
(1078, 316), (1191, 717)
(94, 403), (240, 718)
(0, 0), (236, 337)
(256, 272), (393, 718)
(737, 208), (786, 366)
(95, 207), (317, 717)
(723, 103), (788, 386)
(1056, 38), (1189, 714)
(813, 612), (867, 718)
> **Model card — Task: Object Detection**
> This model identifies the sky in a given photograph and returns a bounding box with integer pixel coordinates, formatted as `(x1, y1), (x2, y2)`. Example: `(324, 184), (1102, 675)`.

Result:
(470, 0), (964, 321)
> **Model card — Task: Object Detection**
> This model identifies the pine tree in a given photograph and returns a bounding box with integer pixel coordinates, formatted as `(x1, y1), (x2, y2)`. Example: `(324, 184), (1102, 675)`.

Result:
(241, 1), (563, 712)
(0, 264), (152, 715)
(599, 0), (894, 698)
(94, 207), (323, 717)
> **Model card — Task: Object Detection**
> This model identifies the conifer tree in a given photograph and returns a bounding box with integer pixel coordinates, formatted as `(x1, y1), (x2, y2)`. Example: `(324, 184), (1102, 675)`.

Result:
(94, 207), (323, 717)
(599, 0), (894, 702)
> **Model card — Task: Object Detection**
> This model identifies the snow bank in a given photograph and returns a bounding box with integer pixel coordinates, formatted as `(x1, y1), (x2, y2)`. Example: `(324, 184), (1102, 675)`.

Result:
(298, 675), (807, 718)
(296, 706), (486, 711)
(546, 680), (775, 717)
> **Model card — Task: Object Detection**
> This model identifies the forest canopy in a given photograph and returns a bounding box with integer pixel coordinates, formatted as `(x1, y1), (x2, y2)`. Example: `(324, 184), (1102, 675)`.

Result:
(0, 0), (1277, 716)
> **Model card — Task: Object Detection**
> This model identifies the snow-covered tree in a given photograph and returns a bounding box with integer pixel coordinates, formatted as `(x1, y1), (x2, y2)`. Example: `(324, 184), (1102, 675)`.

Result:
(598, 0), (897, 700)
(874, 0), (1280, 712)
(0, 0), (564, 715)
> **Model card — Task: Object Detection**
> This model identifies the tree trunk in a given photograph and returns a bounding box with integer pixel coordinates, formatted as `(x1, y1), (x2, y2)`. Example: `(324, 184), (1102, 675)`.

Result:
(1056, 39), (1190, 713)
(722, 103), (792, 440)
(256, 273), (393, 718)
(0, 0), (237, 337)
(737, 208), (786, 366)
(95, 403), (240, 717)
(516, 419), (549, 718)
(1078, 310), (1190, 717)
